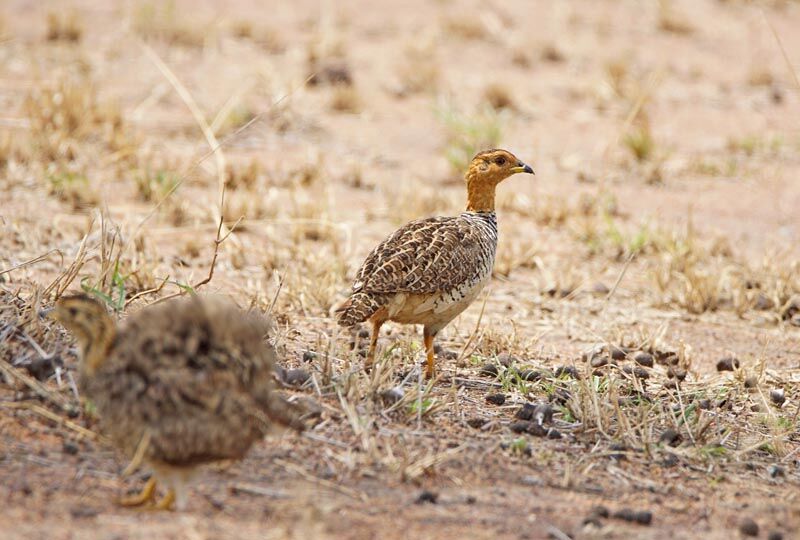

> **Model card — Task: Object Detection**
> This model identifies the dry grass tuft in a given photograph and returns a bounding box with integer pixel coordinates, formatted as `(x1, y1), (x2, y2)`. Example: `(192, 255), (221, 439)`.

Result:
(540, 42), (566, 63)
(229, 21), (285, 53)
(657, 1), (694, 35)
(623, 121), (655, 162)
(133, 0), (212, 48)
(442, 16), (488, 41)
(396, 40), (440, 95)
(225, 159), (262, 191)
(437, 102), (504, 175)
(482, 83), (516, 111)
(329, 86), (361, 113)
(24, 74), (130, 163)
(747, 66), (775, 87)
(45, 169), (98, 210)
(45, 10), (83, 43)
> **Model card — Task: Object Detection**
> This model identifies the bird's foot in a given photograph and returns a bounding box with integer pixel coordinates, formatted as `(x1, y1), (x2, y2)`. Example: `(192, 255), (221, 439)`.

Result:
(119, 477), (157, 507)
(152, 488), (176, 511)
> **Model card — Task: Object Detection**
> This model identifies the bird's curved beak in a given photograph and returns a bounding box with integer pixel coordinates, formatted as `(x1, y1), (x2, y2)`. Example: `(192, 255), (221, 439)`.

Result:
(510, 162), (535, 175)
(38, 307), (54, 319)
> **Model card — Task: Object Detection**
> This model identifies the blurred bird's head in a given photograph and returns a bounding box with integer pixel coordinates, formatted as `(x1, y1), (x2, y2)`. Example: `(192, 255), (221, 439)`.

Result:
(465, 148), (534, 212)
(44, 293), (116, 375)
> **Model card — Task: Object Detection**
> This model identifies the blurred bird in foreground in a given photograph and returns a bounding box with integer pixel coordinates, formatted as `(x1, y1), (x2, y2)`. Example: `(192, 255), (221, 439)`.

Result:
(47, 293), (304, 510)
(335, 149), (534, 378)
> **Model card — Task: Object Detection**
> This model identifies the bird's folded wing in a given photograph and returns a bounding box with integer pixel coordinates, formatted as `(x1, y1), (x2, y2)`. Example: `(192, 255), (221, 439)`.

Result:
(353, 216), (484, 295)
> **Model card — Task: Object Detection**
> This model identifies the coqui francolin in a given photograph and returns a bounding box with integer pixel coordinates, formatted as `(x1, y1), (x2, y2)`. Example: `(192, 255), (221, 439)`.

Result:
(335, 148), (534, 378)
(47, 293), (304, 510)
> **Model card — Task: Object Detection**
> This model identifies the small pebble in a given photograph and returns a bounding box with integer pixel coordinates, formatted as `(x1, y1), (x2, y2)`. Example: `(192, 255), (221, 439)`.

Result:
(496, 353), (516, 367)
(716, 357), (739, 372)
(667, 367), (687, 381)
(770, 389), (785, 406)
(532, 403), (554, 425)
(661, 453), (679, 468)
(623, 365), (650, 379)
(633, 352), (654, 368)
(545, 428), (562, 439)
(767, 465), (785, 478)
(549, 389), (572, 405)
(582, 515), (602, 528)
(739, 518), (759, 537)
(609, 346), (627, 361)
(357, 328), (370, 339)
(479, 363), (500, 378)
(659, 429), (681, 447)
(657, 352), (679, 366)
(697, 399), (712, 410)
(590, 356), (609, 368)
(515, 403), (536, 421)
(768, 532), (784, 540)
(591, 282), (610, 295)
(301, 351), (316, 363)
(744, 376), (758, 389)
(590, 505), (610, 518)
(753, 293), (774, 310)
(581, 345), (605, 362)
(284, 368), (311, 387)
(70, 507), (99, 519)
(485, 393), (506, 406)
(415, 490), (438, 504)
(662, 379), (680, 390)
(612, 508), (652, 525)
(554, 365), (578, 379)
(380, 386), (404, 405)
(510, 420), (533, 434)
(517, 368), (542, 381)
(466, 417), (487, 428)
(62, 440), (79, 455)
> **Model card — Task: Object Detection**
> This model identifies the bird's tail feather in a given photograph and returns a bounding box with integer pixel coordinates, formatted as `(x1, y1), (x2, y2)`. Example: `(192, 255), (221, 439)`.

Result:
(334, 292), (386, 327)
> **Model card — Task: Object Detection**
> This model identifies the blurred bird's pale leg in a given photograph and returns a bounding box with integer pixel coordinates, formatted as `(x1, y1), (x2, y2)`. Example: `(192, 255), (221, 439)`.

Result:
(119, 477), (157, 507)
(365, 319), (384, 372)
(423, 327), (436, 379)
(153, 488), (176, 511)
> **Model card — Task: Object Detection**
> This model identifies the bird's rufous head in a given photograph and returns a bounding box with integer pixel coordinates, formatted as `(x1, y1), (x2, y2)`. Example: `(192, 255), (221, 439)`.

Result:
(464, 149), (534, 212)
(45, 293), (116, 375)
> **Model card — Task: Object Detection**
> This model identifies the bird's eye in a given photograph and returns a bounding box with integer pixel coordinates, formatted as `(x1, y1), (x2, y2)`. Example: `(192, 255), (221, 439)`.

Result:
(494, 157), (506, 166)
(69, 307), (77, 316)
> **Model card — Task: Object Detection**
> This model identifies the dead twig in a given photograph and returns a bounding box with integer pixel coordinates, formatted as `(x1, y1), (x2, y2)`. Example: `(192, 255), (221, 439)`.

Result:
(0, 358), (72, 411)
(275, 458), (367, 501)
(0, 249), (63, 278)
(1, 401), (105, 442)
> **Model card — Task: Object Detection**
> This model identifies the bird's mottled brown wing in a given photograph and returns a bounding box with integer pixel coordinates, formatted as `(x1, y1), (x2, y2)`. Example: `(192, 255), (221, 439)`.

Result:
(352, 215), (495, 295)
(84, 296), (301, 466)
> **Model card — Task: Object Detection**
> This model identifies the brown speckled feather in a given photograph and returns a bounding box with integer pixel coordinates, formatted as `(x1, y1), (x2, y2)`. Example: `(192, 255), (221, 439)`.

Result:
(80, 296), (303, 467)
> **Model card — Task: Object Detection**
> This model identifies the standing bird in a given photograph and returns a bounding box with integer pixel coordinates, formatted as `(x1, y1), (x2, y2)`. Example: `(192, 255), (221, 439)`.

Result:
(335, 149), (534, 378)
(47, 293), (304, 510)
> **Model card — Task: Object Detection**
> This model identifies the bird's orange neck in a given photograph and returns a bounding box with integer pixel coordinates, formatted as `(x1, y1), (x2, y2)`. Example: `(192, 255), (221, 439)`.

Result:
(464, 168), (500, 213)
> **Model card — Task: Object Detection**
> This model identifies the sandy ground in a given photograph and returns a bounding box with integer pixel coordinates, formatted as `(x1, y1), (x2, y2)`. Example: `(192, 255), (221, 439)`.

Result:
(1, 0), (800, 538)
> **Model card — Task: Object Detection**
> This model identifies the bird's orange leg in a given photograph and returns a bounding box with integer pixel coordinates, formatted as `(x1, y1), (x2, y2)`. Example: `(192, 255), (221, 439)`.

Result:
(365, 318), (384, 372)
(423, 328), (436, 379)
(119, 477), (157, 507)
(153, 489), (176, 511)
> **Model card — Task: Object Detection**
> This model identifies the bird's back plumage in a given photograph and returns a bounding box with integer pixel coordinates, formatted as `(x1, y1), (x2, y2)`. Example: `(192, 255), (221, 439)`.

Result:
(81, 296), (302, 467)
